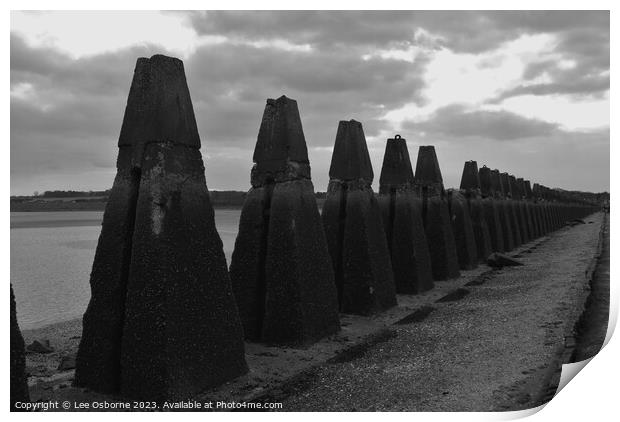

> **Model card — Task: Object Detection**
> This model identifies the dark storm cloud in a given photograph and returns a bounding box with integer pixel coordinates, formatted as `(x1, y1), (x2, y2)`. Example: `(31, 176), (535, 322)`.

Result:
(187, 11), (418, 49)
(187, 10), (608, 54)
(403, 104), (560, 141)
(10, 11), (610, 194)
(10, 33), (176, 192)
(184, 41), (429, 148)
(188, 11), (610, 101)
(490, 26), (609, 102)
(10, 28), (428, 193)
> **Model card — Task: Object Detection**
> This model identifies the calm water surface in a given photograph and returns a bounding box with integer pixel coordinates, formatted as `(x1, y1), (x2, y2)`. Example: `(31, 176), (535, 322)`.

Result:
(10, 209), (241, 330)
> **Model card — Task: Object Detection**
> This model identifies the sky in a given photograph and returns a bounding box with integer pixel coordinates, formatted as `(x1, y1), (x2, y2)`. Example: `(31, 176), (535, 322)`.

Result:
(10, 10), (610, 196)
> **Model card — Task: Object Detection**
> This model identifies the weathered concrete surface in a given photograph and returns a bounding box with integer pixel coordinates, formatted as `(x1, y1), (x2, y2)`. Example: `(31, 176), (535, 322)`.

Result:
(328, 120), (374, 183)
(479, 167), (505, 253)
(11, 285), (30, 410)
(459, 161), (493, 261)
(447, 190), (478, 270)
(378, 190), (434, 294)
(422, 197), (461, 281)
(414, 146), (460, 281)
(261, 179), (341, 344)
(512, 176), (531, 244)
(493, 170), (515, 251)
(323, 121), (397, 315)
(279, 213), (603, 411)
(75, 54), (248, 401)
(481, 197), (505, 253)
(230, 96), (340, 345)
(501, 173), (523, 247)
(378, 136), (433, 294)
(516, 178), (535, 241)
(120, 143), (248, 402)
(468, 198), (493, 261)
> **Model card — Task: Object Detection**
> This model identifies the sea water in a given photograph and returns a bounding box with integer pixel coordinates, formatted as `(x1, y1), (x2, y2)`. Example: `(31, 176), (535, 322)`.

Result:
(10, 209), (241, 330)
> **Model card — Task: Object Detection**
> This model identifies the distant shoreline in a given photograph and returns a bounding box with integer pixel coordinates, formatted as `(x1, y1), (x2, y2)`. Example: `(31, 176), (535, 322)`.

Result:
(10, 201), (245, 212)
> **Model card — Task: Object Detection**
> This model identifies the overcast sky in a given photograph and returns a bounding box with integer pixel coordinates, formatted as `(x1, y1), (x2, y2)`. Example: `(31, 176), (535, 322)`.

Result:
(10, 10), (609, 196)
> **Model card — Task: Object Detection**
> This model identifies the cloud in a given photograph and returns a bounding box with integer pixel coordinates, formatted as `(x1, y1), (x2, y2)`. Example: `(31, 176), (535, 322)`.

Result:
(188, 11), (610, 103)
(489, 15), (609, 101)
(10, 33), (179, 193)
(10, 11), (610, 195)
(184, 41), (430, 148)
(403, 104), (560, 141)
(10, 29), (429, 194)
(186, 11), (608, 54)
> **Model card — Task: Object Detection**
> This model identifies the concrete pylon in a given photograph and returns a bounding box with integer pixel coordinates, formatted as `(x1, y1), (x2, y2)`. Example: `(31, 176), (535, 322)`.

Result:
(75, 55), (248, 401)
(533, 183), (550, 234)
(459, 161), (492, 262)
(10, 285), (29, 410)
(479, 166), (505, 253)
(510, 175), (530, 244)
(378, 135), (434, 294)
(414, 146), (460, 280)
(500, 172), (523, 247)
(493, 170), (515, 251)
(322, 120), (397, 315)
(230, 96), (340, 345)
(447, 188), (478, 270)
(517, 177), (535, 241)
(524, 180), (541, 238)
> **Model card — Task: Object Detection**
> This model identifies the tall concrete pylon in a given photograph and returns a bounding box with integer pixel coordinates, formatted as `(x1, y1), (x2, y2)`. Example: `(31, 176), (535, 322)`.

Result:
(510, 175), (530, 244)
(492, 169), (515, 251)
(459, 161), (492, 263)
(75, 55), (248, 401)
(524, 180), (543, 238)
(478, 166), (505, 253)
(447, 187), (479, 270)
(414, 146), (460, 280)
(500, 172), (523, 247)
(378, 135), (434, 294)
(229, 95), (340, 345)
(516, 177), (535, 241)
(322, 120), (397, 315)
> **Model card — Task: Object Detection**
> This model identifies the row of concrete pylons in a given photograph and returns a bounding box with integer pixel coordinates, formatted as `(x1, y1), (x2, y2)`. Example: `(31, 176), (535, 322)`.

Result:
(10, 55), (600, 408)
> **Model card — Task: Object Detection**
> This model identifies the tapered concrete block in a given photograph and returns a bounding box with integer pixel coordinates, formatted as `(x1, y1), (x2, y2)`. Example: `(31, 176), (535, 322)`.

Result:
(479, 166), (505, 253)
(459, 160), (481, 192)
(447, 189), (478, 270)
(414, 146), (460, 280)
(532, 183), (548, 235)
(511, 175), (530, 244)
(76, 55), (248, 401)
(328, 120), (374, 183)
(523, 180), (540, 239)
(493, 170), (515, 251)
(517, 178), (535, 241)
(378, 135), (433, 294)
(230, 96), (340, 345)
(481, 197), (505, 253)
(501, 173), (522, 247)
(479, 166), (494, 198)
(460, 161), (492, 262)
(322, 121), (397, 315)
(11, 285), (29, 410)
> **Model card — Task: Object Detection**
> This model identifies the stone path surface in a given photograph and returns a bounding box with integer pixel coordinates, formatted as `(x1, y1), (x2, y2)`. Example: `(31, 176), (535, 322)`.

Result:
(278, 213), (605, 411)
(572, 216), (609, 362)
